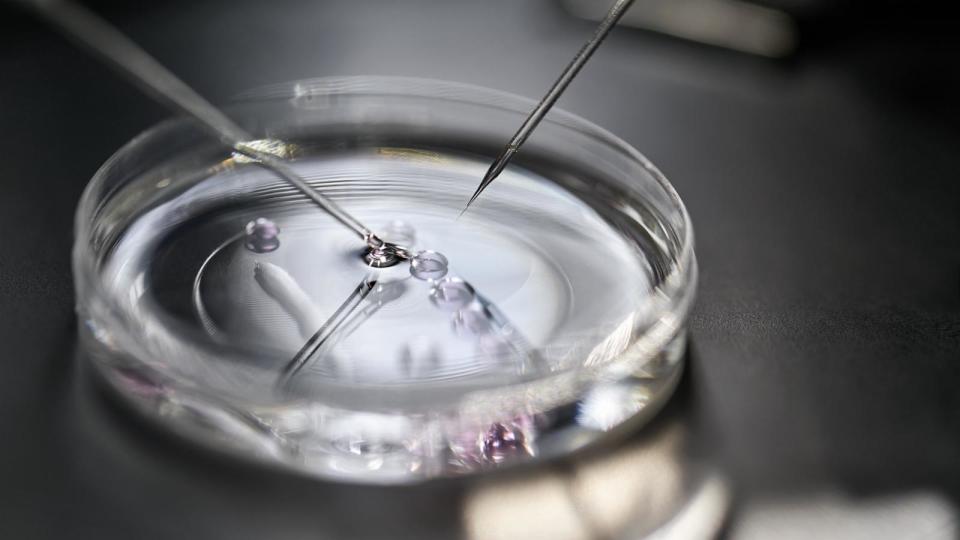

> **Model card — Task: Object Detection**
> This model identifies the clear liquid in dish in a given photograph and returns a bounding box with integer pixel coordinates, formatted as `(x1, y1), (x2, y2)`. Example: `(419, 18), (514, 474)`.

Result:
(84, 144), (685, 481)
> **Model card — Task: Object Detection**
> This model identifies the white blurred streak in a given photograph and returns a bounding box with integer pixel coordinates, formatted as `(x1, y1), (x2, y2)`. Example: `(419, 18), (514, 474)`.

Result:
(563, 0), (798, 58)
(577, 382), (651, 431)
(568, 424), (687, 537)
(466, 475), (593, 540)
(646, 474), (729, 540)
(253, 261), (325, 340)
(584, 314), (636, 367)
(731, 491), (959, 540)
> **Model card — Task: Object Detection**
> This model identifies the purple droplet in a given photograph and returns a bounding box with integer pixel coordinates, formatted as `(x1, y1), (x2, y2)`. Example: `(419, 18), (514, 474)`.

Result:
(447, 416), (536, 470)
(481, 421), (532, 464)
(244, 217), (280, 253)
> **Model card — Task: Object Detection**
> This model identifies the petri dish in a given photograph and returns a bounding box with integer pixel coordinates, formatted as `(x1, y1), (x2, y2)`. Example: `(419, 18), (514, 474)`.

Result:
(73, 76), (696, 483)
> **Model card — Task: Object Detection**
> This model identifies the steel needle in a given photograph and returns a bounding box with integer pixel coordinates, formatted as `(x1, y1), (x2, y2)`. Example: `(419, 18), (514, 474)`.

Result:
(462, 0), (636, 214)
(21, 0), (389, 249)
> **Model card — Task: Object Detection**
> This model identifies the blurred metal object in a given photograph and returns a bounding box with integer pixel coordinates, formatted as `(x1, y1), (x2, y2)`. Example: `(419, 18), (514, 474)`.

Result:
(462, 0), (636, 213)
(561, 0), (798, 58)
(279, 271), (378, 381)
(18, 0), (391, 249)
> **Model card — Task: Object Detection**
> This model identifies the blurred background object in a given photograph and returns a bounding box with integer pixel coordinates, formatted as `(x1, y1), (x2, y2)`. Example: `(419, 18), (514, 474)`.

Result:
(562, 0), (799, 58)
(1, 0), (958, 538)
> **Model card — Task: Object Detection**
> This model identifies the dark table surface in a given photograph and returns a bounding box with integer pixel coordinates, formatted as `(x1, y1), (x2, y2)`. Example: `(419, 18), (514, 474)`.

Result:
(2, 0), (958, 538)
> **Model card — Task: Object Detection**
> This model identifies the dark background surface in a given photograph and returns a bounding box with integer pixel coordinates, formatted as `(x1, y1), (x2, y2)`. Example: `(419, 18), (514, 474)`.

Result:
(1, 0), (958, 537)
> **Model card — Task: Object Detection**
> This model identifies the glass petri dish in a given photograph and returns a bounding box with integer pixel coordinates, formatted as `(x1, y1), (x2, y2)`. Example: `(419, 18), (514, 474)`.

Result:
(73, 76), (696, 483)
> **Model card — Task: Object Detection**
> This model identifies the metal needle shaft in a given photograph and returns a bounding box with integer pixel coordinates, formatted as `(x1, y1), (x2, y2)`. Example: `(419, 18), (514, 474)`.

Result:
(23, 0), (383, 246)
(462, 0), (636, 213)
(280, 273), (378, 382)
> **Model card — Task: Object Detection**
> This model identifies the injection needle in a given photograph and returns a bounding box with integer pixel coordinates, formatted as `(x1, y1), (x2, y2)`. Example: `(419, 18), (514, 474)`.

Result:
(22, 0), (389, 250)
(462, 0), (636, 214)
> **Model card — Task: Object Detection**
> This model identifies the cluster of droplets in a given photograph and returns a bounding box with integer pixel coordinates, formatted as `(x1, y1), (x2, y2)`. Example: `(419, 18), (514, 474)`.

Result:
(408, 249), (538, 468)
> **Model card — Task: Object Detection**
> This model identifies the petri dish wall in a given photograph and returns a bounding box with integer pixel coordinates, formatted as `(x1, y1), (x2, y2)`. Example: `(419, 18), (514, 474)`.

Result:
(73, 76), (696, 483)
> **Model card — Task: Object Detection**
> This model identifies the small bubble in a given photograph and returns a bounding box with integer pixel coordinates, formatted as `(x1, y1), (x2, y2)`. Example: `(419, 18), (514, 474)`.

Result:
(244, 217), (280, 253)
(410, 250), (449, 280)
(430, 278), (475, 311)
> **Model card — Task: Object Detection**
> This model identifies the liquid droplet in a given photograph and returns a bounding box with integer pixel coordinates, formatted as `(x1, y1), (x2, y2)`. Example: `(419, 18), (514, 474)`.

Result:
(452, 307), (492, 337)
(368, 281), (407, 304)
(430, 278), (475, 311)
(244, 217), (280, 253)
(481, 419), (534, 464)
(410, 250), (449, 280)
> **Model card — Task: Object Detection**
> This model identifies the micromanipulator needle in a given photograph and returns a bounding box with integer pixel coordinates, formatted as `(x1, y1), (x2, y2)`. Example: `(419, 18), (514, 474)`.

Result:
(461, 0), (636, 215)
(20, 0), (390, 251)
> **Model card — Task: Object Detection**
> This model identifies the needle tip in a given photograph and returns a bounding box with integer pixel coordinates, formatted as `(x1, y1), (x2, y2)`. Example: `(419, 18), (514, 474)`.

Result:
(460, 164), (502, 218)
(458, 190), (483, 219)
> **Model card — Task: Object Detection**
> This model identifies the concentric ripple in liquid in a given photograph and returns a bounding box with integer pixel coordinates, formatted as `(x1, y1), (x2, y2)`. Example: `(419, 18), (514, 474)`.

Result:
(100, 147), (656, 412)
